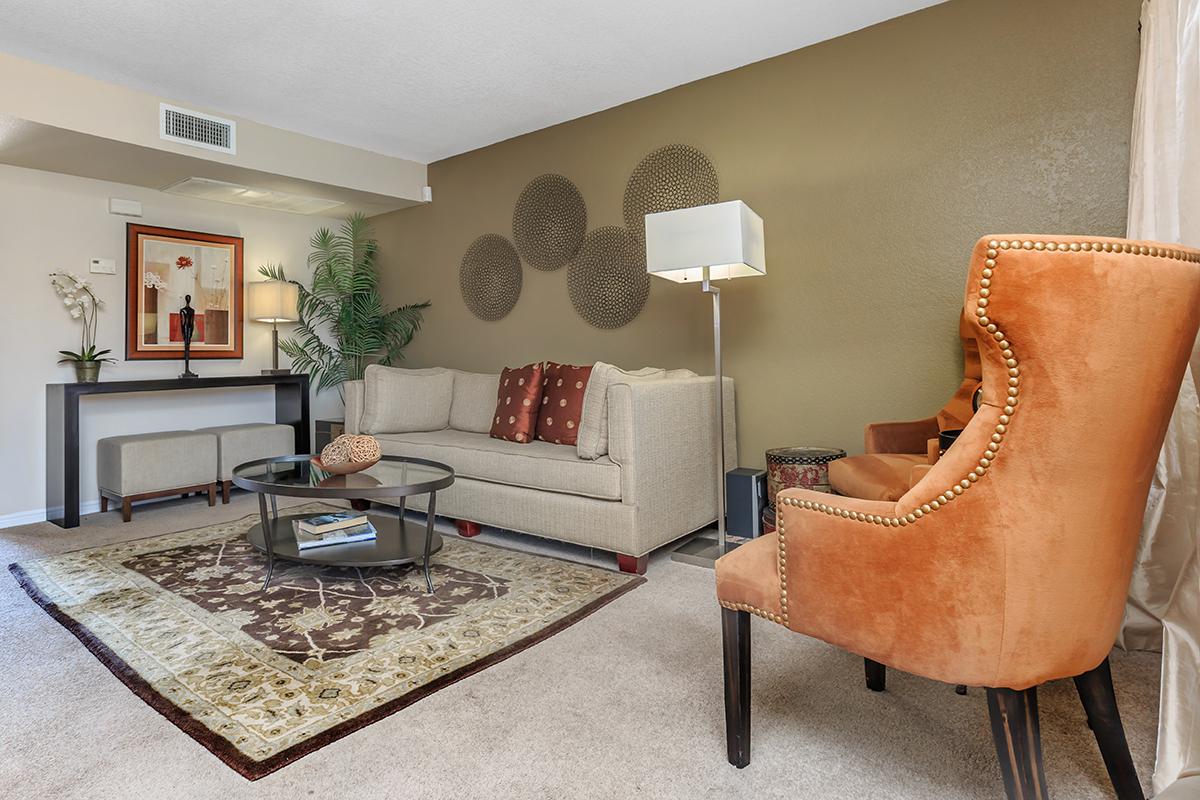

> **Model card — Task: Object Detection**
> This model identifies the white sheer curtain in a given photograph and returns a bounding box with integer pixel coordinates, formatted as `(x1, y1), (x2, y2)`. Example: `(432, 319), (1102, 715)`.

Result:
(1121, 0), (1200, 792)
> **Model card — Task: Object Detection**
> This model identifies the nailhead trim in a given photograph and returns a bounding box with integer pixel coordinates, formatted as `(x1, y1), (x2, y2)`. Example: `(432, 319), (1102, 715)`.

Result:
(769, 238), (1200, 620)
(719, 599), (784, 624)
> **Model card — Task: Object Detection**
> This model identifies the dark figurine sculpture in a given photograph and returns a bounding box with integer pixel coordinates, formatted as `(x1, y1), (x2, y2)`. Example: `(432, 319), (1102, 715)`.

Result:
(179, 294), (198, 378)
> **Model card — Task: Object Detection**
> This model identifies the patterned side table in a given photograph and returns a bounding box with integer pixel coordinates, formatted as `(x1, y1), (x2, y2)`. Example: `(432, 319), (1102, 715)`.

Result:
(762, 446), (847, 534)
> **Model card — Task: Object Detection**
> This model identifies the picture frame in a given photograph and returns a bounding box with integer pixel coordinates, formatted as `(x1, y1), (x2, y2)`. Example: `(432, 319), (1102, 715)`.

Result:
(125, 223), (244, 360)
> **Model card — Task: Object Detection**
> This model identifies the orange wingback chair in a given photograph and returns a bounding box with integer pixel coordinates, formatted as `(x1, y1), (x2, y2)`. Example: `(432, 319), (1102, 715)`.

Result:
(716, 236), (1200, 800)
(827, 310), (983, 502)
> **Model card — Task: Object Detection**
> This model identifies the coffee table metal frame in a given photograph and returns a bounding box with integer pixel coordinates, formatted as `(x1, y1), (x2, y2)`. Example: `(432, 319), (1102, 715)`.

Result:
(231, 454), (455, 592)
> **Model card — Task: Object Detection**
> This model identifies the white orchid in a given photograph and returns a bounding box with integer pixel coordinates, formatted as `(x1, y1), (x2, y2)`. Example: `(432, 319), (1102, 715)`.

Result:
(49, 270), (113, 367)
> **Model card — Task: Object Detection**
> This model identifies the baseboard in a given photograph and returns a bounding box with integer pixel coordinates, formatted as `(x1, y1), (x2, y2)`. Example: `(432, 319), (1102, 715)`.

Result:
(0, 500), (102, 529)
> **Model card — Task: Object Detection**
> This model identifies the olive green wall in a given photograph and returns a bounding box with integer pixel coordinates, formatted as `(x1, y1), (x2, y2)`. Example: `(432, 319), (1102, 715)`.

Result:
(373, 0), (1140, 468)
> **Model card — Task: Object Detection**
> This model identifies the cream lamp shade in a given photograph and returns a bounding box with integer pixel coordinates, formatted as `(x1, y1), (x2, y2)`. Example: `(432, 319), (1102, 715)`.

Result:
(246, 280), (299, 323)
(644, 200), (766, 283)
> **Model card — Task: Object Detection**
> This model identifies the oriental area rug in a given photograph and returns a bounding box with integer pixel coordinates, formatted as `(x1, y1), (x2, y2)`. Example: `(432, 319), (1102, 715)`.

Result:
(9, 505), (642, 780)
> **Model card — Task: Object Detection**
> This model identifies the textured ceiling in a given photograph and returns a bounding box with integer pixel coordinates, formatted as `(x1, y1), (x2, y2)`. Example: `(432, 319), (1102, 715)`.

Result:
(0, 0), (947, 163)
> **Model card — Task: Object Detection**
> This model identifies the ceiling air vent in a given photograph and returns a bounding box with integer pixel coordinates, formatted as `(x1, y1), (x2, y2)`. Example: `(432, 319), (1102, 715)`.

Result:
(159, 103), (236, 154)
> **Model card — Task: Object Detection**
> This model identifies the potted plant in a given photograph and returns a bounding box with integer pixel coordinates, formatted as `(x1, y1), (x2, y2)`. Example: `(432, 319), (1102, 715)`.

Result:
(50, 271), (115, 383)
(258, 213), (430, 394)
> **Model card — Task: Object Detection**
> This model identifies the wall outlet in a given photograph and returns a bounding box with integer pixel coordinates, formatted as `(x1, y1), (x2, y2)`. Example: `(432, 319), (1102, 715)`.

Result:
(89, 257), (117, 275)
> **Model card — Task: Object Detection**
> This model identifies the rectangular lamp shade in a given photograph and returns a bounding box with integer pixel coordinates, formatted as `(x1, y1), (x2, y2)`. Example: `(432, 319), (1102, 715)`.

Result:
(246, 280), (299, 323)
(644, 200), (766, 283)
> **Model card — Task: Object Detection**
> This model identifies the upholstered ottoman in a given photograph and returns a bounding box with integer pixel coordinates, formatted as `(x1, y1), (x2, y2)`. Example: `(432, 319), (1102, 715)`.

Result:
(98, 430), (218, 522)
(196, 423), (296, 503)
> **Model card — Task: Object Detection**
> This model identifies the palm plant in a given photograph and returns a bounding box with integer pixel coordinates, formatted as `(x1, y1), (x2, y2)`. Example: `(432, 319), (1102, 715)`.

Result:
(259, 213), (429, 394)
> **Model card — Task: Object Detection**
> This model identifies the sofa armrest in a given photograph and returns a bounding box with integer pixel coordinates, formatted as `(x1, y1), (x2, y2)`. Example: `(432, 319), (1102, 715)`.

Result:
(344, 380), (365, 435)
(608, 377), (736, 544)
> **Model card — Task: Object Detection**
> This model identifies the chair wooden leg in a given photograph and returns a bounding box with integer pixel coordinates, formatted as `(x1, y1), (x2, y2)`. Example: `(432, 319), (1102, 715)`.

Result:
(100, 495), (108, 513)
(865, 658), (886, 692)
(1074, 658), (1144, 800)
(206, 483), (216, 507)
(121, 497), (132, 523)
(221, 480), (231, 504)
(722, 607), (751, 768)
(986, 686), (1048, 800)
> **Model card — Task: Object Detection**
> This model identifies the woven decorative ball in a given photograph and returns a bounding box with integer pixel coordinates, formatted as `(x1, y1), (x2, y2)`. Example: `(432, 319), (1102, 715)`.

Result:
(347, 435), (381, 463)
(320, 440), (351, 466)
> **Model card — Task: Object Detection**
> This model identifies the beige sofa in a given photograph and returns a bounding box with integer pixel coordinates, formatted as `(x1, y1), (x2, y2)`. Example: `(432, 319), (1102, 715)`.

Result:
(343, 365), (735, 573)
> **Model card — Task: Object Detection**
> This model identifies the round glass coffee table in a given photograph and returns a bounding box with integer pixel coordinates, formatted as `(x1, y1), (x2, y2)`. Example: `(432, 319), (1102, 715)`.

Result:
(231, 455), (455, 592)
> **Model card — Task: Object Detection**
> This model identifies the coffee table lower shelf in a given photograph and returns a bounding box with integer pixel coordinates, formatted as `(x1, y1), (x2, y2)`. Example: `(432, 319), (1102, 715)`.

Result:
(246, 512), (444, 588)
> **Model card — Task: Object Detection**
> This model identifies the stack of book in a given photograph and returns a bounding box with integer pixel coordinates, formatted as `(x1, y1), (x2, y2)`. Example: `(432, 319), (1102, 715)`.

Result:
(292, 512), (377, 550)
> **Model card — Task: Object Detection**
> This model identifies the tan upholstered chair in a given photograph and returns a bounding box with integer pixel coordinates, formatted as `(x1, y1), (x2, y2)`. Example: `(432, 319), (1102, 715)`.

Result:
(716, 236), (1200, 800)
(828, 311), (982, 502)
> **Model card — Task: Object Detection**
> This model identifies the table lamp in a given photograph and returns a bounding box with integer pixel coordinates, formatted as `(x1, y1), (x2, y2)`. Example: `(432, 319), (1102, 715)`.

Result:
(246, 279), (300, 375)
(645, 200), (766, 567)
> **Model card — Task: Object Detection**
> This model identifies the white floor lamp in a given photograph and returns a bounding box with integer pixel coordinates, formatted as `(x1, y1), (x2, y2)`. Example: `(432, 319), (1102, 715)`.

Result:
(644, 200), (766, 567)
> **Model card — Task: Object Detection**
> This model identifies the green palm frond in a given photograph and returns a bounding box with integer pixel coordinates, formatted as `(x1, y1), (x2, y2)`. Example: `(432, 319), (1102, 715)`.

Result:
(258, 213), (429, 393)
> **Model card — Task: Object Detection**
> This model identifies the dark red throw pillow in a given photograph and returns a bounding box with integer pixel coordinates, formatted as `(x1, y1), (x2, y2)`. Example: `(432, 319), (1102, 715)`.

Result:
(490, 363), (545, 444)
(536, 362), (593, 445)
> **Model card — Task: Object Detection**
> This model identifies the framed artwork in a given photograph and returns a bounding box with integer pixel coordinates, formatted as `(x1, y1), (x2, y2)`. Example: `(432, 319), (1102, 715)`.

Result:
(125, 224), (244, 360)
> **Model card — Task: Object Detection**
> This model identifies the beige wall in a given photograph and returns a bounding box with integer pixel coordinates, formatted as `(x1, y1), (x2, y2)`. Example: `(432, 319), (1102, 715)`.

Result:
(0, 165), (342, 523)
(372, 0), (1140, 469)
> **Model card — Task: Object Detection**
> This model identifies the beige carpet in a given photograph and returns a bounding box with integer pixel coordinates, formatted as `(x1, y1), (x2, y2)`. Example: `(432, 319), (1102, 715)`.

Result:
(1, 493), (1159, 799)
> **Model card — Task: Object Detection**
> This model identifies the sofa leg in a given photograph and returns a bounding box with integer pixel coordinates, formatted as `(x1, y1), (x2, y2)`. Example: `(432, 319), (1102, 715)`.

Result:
(100, 495), (109, 513)
(221, 480), (231, 504)
(1074, 658), (1144, 800)
(121, 497), (132, 523)
(865, 658), (886, 692)
(206, 483), (216, 507)
(986, 685), (1048, 800)
(722, 607), (751, 768)
(616, 553), (648, 575)
(456, 520), (482, 538)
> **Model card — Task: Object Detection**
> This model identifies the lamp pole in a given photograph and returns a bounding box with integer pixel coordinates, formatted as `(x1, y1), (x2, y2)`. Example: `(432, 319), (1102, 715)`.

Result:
(702, 267), (727, 555)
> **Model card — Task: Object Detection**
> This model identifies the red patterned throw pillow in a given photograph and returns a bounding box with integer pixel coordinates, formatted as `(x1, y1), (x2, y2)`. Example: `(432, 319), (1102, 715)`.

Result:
(536, 362), (593, 445)
(489, 363), (545, 443)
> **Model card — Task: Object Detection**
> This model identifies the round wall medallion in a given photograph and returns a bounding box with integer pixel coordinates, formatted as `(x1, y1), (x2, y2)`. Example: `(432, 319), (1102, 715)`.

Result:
(623, 144), (719, 241)
(459, 233), (522, 321)
(512, 174), (587, 271)
(568, 226), (650, 330)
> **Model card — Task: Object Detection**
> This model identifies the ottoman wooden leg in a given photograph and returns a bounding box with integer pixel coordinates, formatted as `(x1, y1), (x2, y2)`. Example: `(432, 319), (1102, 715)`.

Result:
(617, 553), (648, 575)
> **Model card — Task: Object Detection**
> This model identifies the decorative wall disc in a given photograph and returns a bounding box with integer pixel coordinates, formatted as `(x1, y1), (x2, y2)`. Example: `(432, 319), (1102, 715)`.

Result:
(459, 233), (522, 321)
(622, 144), (719, 241)
(568, 226), (650, 330)
(512, 174), (587, 271)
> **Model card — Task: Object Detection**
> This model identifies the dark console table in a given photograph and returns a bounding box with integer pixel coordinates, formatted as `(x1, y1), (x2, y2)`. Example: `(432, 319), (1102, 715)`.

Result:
(46, 374), (310, 528)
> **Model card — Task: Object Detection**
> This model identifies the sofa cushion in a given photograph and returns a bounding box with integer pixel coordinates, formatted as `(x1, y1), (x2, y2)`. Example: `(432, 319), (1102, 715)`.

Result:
(828, 453), (927, 502)
(489, 363), (544, 443)
(359, 365), (453, 434)
(375, 429), (622, 501)
(576, 363), (665, 459)
(450, 370), (500, 433)
(536, 362), (593, 445)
